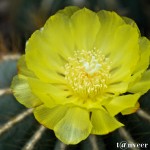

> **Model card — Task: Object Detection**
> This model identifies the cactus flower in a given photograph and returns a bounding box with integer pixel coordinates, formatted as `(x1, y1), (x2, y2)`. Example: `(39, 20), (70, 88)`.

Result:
(11, 6), (150, 144)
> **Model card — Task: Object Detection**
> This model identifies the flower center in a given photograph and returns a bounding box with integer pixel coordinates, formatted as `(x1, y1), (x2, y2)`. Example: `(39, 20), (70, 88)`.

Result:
(65, 49), (111, 99)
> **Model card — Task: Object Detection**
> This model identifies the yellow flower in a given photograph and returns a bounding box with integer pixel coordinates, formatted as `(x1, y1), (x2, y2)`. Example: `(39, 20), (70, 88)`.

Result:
(11, 6), (150, 144)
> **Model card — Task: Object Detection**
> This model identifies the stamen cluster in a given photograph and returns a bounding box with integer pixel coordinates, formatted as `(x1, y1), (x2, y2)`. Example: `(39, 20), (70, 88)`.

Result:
(65, 49), (111, 99)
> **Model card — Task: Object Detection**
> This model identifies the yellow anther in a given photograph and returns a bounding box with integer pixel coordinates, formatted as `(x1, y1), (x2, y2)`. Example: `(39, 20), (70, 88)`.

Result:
(65, 49), (111, 99)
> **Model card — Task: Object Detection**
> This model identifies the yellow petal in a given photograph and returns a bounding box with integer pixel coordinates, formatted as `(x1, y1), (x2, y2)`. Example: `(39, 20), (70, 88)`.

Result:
(91, 108), (123, 134)
(25, 30), (67, 83)
(109, 25), (139, 83)
(106, 82), (128, 95)
(54, 107), (92, 144)
(11, 76), (42, 108)
(42, 12), (75, 59)
(71, 8), (101, 50)
(109, 65), (131, 84)
(121, 102), (140, 115)
(134, 37), (150, 73)
(17, 55), (35, 77)
(34, 104), (68, 129)
(26, 11), (76, 82)
(95, 10), (125, 55)
(122, 16), (140, 35)
(129, 37), (150, 88)
(57, 6), (79, 17)
(128, 70), (150, 94)
(27, 77), (73, 108)
(105, 93), (141, 116)
(110, 25), (139, 68)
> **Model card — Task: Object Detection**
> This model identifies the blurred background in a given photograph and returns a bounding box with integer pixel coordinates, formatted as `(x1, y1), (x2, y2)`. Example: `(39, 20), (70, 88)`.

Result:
(0, 0), (150, 150)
